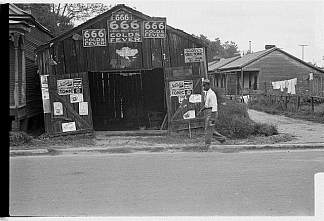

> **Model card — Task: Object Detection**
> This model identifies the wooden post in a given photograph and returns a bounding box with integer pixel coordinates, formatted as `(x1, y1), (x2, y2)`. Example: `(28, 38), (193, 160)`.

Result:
(12, 33), (20, 131)
(202, 47), (208, 79)
(285, 96), (288, 110)
(188, 121), (192, 138)
(297, 95), (300, 111)
(241, 69), (244, 97)
(311, 96), (314, 112)
(264, 81), (267, 94)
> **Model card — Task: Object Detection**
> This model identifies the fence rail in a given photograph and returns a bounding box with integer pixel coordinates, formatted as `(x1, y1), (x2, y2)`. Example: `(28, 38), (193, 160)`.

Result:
(247, 93), (324, 113)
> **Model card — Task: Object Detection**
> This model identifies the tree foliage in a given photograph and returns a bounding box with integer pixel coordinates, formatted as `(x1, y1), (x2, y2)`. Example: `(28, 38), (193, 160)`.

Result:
(16, 3), (112, 36)
(194, 34), (240, 62)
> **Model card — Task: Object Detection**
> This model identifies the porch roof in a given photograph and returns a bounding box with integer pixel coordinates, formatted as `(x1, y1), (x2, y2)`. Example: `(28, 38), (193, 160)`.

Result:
(208, 56), (241, 72)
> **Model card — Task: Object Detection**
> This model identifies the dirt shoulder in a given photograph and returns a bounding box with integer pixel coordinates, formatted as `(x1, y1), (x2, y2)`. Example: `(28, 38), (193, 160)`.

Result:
(248, 109), (324, 143)
(10, 131), (294, 151)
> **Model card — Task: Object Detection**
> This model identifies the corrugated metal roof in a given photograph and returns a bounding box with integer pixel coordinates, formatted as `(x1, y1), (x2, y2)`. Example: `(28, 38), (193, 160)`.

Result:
(208, 56), (241, 72)
(219, 48), (276, 70)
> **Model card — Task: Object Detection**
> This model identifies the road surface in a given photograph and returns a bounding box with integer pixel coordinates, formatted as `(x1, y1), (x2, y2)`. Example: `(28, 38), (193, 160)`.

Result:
(10, 150), (324, 216)
(248, 109), (324, 143)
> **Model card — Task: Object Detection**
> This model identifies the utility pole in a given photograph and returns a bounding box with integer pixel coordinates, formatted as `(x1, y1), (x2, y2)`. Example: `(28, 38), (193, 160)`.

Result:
(299, 44), (308, 60)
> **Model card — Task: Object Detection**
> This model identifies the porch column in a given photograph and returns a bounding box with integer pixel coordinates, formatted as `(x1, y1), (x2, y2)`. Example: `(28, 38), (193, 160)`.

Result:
(240, 69), (244, 96)
(21, 36), (26, 106)
(12, 33), (20, 131)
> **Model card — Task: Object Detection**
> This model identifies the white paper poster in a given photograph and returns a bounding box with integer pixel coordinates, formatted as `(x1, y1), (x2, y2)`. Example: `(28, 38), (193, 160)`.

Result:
(178, 95), (186, 104)
(62, 122), (76, 132)
(57, 79), (74, 95)
(70, 93), (84, 103)
(40, 75), (48, 88)
(79, 102), (88, 115)
(183, 110), (196, 119)
(42, 99), (51, 113)
(41, 88), (49, 100)
(53, 102), (63, 115)
(189, 94), (202, 103)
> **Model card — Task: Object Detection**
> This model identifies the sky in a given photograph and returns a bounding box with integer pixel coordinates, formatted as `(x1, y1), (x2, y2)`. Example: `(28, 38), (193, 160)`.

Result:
(10, 0), (324, 67)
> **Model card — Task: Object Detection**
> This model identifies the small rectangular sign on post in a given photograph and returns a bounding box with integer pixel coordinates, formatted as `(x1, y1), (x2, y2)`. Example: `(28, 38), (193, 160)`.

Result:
(184, 48), (204, 63)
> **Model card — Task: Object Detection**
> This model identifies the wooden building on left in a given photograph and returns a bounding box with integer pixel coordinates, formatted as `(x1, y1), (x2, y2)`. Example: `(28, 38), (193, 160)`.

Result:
(9, 4), (53, 132)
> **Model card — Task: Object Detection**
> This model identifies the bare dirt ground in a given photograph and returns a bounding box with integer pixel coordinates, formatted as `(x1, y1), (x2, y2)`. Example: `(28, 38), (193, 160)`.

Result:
(15, 109), (324, 151)
(248, 109), (324, 143)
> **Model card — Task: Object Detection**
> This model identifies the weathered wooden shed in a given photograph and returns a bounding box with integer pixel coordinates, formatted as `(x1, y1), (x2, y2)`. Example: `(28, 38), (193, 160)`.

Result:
(36, 4), (208, 135)
(9, 4), (53, 132)
(208, 46), (324, 96)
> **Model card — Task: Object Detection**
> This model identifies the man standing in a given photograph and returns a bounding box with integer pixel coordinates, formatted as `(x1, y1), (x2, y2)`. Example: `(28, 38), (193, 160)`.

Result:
(199, 79), (226, 151)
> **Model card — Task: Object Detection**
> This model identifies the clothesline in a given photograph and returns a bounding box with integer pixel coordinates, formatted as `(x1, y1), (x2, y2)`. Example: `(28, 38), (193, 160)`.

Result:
(271, 78), (297, 94)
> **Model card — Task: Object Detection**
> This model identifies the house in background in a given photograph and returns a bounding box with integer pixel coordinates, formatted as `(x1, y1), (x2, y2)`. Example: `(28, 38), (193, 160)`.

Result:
(208, 56), (240, 92)
(208, 45), (324, 96)
(9, 4), (53, 133)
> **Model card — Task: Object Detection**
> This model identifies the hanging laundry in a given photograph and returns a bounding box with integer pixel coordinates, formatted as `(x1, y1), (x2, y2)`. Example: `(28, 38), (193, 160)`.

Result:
(279, 81), (286, 91)
(242, 95), (249, 103)
(289, 78), (297, 94)
(271, 78), (297, 94)
(272, 81), (281, 89)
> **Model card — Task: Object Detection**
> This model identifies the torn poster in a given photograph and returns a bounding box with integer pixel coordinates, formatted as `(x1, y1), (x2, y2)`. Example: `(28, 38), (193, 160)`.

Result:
(183, 110), (195, 119)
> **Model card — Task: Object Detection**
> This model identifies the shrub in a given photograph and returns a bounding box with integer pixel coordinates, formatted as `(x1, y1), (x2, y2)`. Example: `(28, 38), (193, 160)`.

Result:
(213, 89), (278, 139)
(253, 123), (278, 136)
(216, 114), (255, 138)
(10, 131), (33, 146)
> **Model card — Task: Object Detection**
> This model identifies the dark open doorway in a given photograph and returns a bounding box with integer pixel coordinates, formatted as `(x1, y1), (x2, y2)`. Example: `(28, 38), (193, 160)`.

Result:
(88, 68), (166, 131)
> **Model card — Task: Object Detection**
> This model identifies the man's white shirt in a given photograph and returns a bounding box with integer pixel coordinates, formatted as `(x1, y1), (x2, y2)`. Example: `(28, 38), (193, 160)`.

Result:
(204, 88), (218, 112)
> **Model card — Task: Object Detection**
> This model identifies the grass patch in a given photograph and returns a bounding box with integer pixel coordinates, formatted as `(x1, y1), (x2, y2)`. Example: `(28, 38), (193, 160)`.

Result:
(249, 96), (324, 123)
(10, 131), (33, 146)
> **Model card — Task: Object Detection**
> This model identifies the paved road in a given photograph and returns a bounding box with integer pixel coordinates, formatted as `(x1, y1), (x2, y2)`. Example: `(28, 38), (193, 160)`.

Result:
(10, 150), (324, 216)
(248, 109), (324, 143)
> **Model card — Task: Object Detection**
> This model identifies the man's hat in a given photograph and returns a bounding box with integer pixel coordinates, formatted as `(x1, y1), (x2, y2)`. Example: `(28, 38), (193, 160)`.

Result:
(202, 78), (210, 84)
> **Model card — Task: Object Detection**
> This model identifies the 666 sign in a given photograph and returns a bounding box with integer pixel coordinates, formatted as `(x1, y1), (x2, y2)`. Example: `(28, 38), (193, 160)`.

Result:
(143, 20), (166, 38)
(82, 29), (107, 47)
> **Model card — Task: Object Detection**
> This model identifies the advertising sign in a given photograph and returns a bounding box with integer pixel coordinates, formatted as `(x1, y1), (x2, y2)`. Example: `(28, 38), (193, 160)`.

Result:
(53, 102), (63, 116)
(143, 20), (166, 38)
(108, 9), (142, 43)
(57, 79), (74, 95)
(184, 48), (204, 63)
(169, 80), (193, 103)
(183, 110), (196, 119)
(40, 75), (48, 88)
(62, 122), (76, 132)
(73, 78), (83, 94)
(41, 88), (49, 100)
(79, 102), (89, 115)
(70, 93), (84, 103)
(82, 29), (107, 47)
(189, 94), (202, 103)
